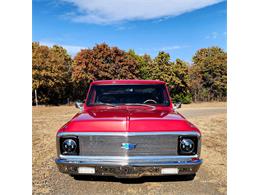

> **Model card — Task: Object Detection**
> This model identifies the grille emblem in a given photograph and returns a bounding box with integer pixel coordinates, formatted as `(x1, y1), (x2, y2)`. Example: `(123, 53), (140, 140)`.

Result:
(121, 143), (137, 150)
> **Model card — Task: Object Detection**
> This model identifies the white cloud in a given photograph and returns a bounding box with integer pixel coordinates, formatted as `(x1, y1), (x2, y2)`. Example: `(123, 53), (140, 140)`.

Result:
(63, 44), (84, 56)
(40, 41), (84, 56)
(206, 32), (219, 39)
(61, 0), (224, 24)
(205, 31), (227, 39)
(160, 45), (184, 51)
(138, 45), (189, 52)
(39, 41), (189, 57)
(115, 25), (136, 31)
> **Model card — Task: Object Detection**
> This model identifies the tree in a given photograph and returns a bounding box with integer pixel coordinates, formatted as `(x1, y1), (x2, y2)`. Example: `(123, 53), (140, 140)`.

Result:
(32, 41), (227, 104)
(128, 49), (152, 79)
(72, 43), (140, 99)
(171, 59), (192, 103)
(32, 42), (72, 104)
(32, 42), (51, 104)
(47, 45), (72, 103)
(149, 51), (174, 83)
(189, 64), (203, 102)
(146, 52), (191, 103)
(190, 47), (227, 101)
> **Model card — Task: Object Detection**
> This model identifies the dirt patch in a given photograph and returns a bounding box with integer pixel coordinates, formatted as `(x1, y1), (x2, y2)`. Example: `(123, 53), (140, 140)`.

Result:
(32, 102), (227, 194)
(181, 102), (226, 108)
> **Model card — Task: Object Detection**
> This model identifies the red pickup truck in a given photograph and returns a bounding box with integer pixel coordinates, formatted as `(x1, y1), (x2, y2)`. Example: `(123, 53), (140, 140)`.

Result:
(55, 80), (202, 179)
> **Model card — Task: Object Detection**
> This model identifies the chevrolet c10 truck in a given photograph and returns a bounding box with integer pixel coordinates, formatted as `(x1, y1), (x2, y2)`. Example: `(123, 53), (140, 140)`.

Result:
(55, 80), (202, 179)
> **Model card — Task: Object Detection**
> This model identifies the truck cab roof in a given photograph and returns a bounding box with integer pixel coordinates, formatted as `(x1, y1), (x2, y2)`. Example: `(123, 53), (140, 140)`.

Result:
(91, 80), (166, 85)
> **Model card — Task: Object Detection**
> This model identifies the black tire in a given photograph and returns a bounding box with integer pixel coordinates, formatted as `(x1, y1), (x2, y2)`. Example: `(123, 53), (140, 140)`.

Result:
(70, 174), (83, 180)
(181, 174), (196, 181)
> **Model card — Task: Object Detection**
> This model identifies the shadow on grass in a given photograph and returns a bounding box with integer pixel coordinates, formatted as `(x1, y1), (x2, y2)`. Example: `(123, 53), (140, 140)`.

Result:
(72, 174), (195, 184)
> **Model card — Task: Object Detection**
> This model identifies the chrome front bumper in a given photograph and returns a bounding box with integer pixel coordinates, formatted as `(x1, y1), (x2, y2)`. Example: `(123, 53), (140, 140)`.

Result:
(55, 156), (202, 178)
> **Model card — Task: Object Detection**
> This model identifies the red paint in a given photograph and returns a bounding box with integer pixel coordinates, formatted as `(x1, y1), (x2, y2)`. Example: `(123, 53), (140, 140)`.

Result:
(58, 80), (201, 135)
(91, 80), (166, 85)
(192, 157), (199, 161)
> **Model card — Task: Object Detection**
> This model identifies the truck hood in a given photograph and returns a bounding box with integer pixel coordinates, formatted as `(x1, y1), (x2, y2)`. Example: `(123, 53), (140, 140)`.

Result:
(61, 108), (198, 133)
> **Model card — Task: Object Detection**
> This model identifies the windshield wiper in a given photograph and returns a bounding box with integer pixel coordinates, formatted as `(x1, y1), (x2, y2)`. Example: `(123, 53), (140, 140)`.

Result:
(94, 103), (118, 107)
(93, 103), (156, 109)
(123, 103), (156, 109)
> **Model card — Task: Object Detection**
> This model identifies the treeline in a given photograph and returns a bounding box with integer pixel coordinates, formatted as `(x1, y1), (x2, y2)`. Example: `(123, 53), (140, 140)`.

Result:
(32, 42), (227, 105)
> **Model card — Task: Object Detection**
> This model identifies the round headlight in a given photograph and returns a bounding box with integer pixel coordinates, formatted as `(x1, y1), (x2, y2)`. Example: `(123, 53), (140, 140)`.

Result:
(62, 139), (77, 153)
(179, 138), (194, 154)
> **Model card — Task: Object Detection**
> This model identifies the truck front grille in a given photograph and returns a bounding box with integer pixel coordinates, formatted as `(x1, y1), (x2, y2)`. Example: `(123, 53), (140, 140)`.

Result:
(78, 133), (179, 156)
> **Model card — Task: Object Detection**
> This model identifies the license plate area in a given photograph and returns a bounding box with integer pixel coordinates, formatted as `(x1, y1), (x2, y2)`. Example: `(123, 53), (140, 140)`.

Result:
(96, 166), (161, 177)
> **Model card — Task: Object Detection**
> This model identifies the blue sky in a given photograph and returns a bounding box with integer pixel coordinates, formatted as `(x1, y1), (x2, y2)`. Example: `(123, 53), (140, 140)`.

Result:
(33, 0), (226, 62)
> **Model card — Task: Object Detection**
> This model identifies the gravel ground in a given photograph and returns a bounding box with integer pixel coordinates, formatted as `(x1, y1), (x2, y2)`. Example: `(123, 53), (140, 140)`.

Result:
(32, 102), (226, 195)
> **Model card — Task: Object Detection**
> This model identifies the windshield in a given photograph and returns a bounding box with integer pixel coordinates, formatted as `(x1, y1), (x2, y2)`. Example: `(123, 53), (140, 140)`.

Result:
(87, 84), (170, 106)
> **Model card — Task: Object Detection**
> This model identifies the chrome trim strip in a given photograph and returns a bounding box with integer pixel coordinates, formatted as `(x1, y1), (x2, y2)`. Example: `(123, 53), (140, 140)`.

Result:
(57, 131), (201, 137)
(59, 155), (198, 160)
(56, 158), (202, 166)
(58, 155), (199, 166)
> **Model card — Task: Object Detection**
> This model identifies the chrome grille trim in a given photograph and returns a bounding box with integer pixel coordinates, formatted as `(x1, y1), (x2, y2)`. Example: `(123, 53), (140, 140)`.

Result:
(58, 155), (199, 166)
(57, 131), (200, 137)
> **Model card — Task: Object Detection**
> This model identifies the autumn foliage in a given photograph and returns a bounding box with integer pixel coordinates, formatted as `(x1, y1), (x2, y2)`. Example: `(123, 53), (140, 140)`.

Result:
(71, 44), (139, 99)
(190, 47), (227, 101)
(32, 42), (72, 104)
(32, 42), (227, 104)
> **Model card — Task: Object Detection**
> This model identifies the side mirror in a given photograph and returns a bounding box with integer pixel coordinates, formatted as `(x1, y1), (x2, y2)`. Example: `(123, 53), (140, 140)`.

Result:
(173, 102), (182, 110)
(75, 101), (84, 111)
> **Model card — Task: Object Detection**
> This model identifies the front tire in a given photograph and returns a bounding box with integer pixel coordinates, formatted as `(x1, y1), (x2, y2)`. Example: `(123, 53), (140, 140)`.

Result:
(181, 174), (196, 181)
(70, 174), (83, 180)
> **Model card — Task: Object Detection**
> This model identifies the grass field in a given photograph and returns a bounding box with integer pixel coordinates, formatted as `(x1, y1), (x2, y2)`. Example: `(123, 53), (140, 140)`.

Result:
(32, 102), (226, 194)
